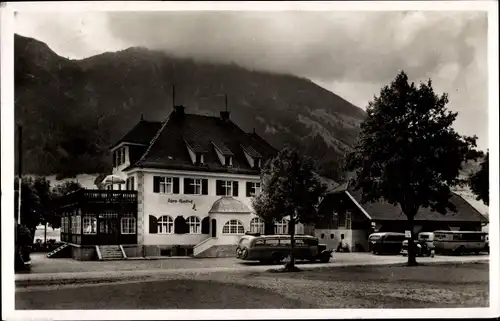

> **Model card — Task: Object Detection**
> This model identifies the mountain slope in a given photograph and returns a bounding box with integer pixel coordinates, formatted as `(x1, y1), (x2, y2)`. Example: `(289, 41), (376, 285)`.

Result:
(15, 34), (366, 180)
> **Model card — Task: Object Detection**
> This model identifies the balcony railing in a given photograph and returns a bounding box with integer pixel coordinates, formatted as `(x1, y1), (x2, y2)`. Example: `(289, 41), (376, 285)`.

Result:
(59, 189), (137, 207)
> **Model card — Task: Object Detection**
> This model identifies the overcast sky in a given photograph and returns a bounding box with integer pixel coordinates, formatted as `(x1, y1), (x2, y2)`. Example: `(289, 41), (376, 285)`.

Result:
(14, 10), (489, 151)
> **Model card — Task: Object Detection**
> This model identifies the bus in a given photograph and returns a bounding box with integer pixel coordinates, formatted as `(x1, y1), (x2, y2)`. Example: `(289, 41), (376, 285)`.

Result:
(433, 230), (487, 255)
(235, 233), (333, 264)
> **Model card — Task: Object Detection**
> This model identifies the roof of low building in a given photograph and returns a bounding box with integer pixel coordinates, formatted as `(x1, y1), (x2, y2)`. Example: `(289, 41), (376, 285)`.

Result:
(209, 196), (252, 214)
(330, 182), (488, 223)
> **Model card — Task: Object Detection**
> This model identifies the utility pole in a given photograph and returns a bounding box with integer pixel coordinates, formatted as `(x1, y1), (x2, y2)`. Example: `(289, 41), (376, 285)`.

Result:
(17, 124), (22, 225)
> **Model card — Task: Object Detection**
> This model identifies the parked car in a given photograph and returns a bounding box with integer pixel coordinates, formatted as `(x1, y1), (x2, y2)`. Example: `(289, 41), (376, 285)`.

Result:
(236, 233), (333, 263)
(368, 232), (406, 255)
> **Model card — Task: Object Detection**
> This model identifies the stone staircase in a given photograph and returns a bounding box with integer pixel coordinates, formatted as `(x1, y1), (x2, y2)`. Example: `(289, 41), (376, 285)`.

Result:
(46, 243), (70, 258)
(97, 245), (126, 260)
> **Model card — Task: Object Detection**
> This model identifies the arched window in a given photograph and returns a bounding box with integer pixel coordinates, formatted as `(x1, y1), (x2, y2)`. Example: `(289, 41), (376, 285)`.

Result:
(222, 219), (245, 235)
(158, 215), (174, 234)
(274, 218), (288, 235)
(121, 213), (136, 234)
(250, 217), (265, 234)
(186, 216), (201, 234)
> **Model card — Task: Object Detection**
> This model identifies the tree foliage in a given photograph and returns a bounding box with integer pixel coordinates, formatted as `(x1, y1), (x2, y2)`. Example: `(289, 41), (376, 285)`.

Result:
(469, 151), (489, 206)
(14, 177), (83, 234)
(345, 71), (481, 265)
(252, 148), (326, 270)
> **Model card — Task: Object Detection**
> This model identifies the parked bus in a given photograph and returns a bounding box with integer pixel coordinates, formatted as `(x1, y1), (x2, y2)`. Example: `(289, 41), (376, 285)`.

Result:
(235, 233), (333, 264)
(433, 230), (487, 255)
(368, 232), (406, 255)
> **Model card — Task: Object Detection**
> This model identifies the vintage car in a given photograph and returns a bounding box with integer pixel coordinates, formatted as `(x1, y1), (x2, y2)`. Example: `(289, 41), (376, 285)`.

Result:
(368, 232), (406, 255)
(236, 233), (333, 264)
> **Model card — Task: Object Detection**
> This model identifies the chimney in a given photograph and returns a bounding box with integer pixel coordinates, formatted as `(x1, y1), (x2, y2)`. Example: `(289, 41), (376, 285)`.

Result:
(220, 111), (230, 121)
(174, 105), (185, 117)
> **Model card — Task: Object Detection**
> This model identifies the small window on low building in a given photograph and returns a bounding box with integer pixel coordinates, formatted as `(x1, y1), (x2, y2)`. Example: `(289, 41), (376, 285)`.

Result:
(321, 233), (325, 239)
(330, 234), (334, 239)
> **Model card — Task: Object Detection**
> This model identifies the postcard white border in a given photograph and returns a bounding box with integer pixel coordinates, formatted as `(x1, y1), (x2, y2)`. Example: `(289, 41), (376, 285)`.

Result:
(2, 1), (499, 320)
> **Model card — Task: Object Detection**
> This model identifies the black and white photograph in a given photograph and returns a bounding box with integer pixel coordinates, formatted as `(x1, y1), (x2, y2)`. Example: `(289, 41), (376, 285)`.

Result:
(1, 1), (498, 319)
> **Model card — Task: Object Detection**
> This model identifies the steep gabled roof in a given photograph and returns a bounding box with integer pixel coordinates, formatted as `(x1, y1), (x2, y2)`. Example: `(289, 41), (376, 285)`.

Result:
(124, 111), (278, 174)
(330, 184), (488, 223)
(110, 120), (163, 150)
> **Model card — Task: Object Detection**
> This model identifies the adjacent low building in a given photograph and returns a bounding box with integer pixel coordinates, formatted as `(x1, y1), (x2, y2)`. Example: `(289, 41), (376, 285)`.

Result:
(315, 182), (489, 252)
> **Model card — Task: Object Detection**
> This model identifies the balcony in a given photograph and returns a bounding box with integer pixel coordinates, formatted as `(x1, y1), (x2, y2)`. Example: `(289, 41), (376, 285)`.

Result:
(59, 189), (137, 208)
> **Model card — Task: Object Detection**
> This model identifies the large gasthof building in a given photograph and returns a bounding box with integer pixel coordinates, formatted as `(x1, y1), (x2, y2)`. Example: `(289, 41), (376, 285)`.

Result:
(57, 106), (309, 260)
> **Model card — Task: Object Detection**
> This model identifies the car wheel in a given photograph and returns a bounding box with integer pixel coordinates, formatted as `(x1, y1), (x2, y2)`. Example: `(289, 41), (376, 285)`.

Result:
(319, 256), (330, 263)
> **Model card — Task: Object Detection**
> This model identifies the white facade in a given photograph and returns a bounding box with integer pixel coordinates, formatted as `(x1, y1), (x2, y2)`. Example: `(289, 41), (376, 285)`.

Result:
(107, 155), (305, 255)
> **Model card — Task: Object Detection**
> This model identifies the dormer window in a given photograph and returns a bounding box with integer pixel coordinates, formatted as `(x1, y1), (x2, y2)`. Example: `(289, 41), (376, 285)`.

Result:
(196, 153), (204, 165)
(241, 145), (262, 169)
(212, 140), (234, 167)
(185, 139), (206, 165)
(254, 157), (261, 169)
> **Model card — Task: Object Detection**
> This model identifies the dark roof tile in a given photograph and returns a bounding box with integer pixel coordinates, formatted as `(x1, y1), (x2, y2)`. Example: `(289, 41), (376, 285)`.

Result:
(111, 120), (162, 149)
(126, 112), (278, 174)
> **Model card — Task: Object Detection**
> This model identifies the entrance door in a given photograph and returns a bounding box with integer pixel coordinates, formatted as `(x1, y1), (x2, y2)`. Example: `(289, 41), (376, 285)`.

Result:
(211, 219), (217, 237)
(98, 212), (120, 245)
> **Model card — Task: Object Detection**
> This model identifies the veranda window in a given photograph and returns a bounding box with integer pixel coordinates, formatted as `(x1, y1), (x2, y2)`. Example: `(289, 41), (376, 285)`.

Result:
(121, 213), (136, 234)
(83, 215), (97, 234)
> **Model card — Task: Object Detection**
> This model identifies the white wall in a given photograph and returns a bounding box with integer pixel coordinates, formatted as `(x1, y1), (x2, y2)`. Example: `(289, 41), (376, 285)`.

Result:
(141, 170), (260, 246)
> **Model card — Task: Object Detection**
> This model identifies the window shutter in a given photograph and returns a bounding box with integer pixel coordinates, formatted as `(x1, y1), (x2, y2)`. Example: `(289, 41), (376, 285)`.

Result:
(233, 181), (239, 197)
(246, 182), (252, 197)
(202, 179), (208, 195)
(184, 178), (193, 194)
(201, 217), (210, 234)
(216, 180), (224, 196)
(174, 216), (187, 234)
(149, 215), (158, 234)
(153, 176), (160, 193)
(173, 177), (180, 194)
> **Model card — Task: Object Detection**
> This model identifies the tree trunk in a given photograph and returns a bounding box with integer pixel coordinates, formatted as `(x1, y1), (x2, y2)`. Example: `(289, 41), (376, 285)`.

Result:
(407, 214), (418, 266)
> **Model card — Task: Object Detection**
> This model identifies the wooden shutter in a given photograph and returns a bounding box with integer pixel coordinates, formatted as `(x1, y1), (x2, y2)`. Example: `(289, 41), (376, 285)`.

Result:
(174, 216), (187, 234)
(184, 178), (193, 194)
(216, 180), (224, 196)
(153, 176), (161, 193)
(202, 179), (208, 195)
(246, 182), (252, 197)
(201, 217), (210, 234)
(173, 177), (180, 194)
(232, 181), (239, 197)
(149, 215), (158, 234)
